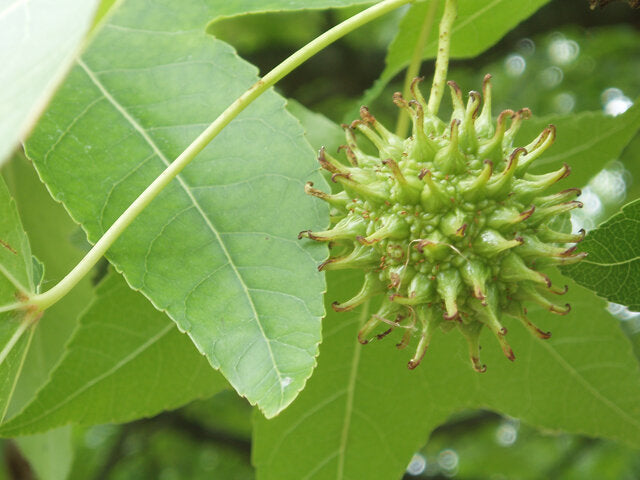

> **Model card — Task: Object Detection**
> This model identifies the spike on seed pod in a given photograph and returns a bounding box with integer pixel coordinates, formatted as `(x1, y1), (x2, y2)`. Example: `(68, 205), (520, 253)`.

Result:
(299, 74), (585, 372)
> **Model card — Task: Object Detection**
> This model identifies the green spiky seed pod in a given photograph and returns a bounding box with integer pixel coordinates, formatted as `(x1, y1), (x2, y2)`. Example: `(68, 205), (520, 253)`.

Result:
(300, 75), (586, 372)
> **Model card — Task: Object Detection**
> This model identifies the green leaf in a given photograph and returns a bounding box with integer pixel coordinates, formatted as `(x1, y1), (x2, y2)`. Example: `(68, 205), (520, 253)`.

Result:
(0, 273), (227, 437)
(563, 199), (640, 312)
(0, 0), (100, 165)
(25, 0), (328, 417)
(0, 176), (38, 421)
(287, 100), (345, 154)
(253, 271), (640, 479)
(515, 101), (640, 188)
(361, 0), (552, 107)
(16, 427), (74, 480)
(207, 0), (374, 24)
(2, 153), (94, 420)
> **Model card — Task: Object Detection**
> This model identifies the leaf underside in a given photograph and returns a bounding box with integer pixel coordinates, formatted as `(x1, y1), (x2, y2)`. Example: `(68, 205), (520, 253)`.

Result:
(0, 273), (227, 437)
(25, 0), (328, 418)
(0, 0), (100, 166)
(563, 198), (640, 312)
(0, 177), (37, 421)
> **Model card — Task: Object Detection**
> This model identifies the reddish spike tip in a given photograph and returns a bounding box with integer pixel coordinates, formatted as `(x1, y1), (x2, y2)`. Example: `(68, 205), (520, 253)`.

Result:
(447, 80), (462, 96)
(331, 172), (350, 183)
(360, 106), (376, 124)
(505, 348), (516, 362)
(392, 92), (408, 108)
(298, 230), (311, 240)
(443, 310), (459, 321)
(317, 258), (335, 271)
(520, 205), (535, 221)
(518, 107), (532, 120)
(551, 303), (572, 315)
(471, 357), (487, 373)
(469, 91), (482, 118)
(376, 328), (393, 340)
(577, 228), (586, 241)
(408, 351), (428, 370)
(510, 147), (527, 161)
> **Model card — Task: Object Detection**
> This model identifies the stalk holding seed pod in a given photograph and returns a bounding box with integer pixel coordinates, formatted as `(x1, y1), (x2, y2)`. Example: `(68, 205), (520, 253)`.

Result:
(299, 74), (586, 372)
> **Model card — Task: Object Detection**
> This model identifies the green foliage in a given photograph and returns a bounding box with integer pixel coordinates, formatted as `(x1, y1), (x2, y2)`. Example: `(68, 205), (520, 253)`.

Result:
(0, 176), (38, 421)
(25, 0), (328, 418)
(361, 0), (553, 107)
(253, 270), (640, 479)
(0, 0), (100, 166)
(1, 0), (640, 478)
(2, 154), (94, 420)
(0, 273), (227, 437)
(563, 199), (640, 311)
(15, 427), (74, 480)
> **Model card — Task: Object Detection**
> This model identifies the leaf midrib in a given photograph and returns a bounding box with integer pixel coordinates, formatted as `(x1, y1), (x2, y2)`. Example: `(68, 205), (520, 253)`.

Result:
(76, 58), (285, 406)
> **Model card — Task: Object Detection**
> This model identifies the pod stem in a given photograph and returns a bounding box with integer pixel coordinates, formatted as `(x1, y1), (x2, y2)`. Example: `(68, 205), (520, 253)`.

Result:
(396, 0), (440, 137)
(427, 0), (457, 116)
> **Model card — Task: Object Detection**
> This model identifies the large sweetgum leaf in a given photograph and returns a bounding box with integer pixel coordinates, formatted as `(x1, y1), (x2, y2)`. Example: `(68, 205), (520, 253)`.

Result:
(24, 0), (328, 418)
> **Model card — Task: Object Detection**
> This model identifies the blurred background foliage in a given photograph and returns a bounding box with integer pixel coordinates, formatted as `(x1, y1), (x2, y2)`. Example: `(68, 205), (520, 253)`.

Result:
(3, 0), (640, 478)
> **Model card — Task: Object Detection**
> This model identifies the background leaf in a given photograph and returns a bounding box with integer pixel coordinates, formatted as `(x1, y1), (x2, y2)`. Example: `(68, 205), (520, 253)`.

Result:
(360, 0), (553, 107)
(15, 427), (74, 480)
(25, 0), (329, 417)
(562, 199), (640, 312)
(206, 0), (374, 24)
(0, 272), (227, 437)
(0, 176), (37, 421)
(253, 271), (640, 479)
(2, 153), (94, 420)
(0, 0), (100, 165)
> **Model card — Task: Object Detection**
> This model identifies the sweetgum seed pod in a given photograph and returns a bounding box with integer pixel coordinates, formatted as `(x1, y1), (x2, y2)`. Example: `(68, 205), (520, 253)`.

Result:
(299, 76), (586, 372)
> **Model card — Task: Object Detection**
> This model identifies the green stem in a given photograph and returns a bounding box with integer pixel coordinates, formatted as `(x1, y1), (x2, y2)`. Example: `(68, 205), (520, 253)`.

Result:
(395, 0), (439, 137)
(426, 0), (457, 116)
(26, 0), (415, 312)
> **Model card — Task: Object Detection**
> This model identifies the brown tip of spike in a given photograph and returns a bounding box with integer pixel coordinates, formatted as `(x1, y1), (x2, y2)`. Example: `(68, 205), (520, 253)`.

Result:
(455, 224), (468, 237)
(510, 147), (527, 161)
(443, 310), (459, 321)
(298, 230), (311, 240)
(518, 107), (532, 120)
(561, 244), (579, 256)
(360, 106), (376, 124)
(519, 205), (535, 221)
(560, 163), (571, 180)
(577, 228), (586, 241)
(392, 92), (408, 108)
(447, 80), (462, 96)
(332, 301), (357, 312)
(471, 357), (487, 373)
(505, 348), (516, 362)
(330, 172), (350, 183)
(551, 303), (571, 315)
(483, 73), (492, 87)
(317, 258), (335, 271)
